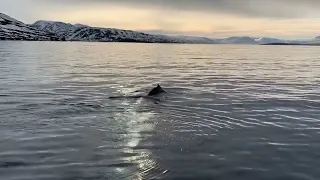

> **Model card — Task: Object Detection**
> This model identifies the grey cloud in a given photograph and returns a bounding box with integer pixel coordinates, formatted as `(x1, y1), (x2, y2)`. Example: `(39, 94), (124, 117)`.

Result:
(36, 0), (320, 18)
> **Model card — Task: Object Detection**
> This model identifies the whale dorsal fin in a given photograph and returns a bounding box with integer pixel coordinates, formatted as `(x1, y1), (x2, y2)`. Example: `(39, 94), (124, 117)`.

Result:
(147, 84), (166, 96)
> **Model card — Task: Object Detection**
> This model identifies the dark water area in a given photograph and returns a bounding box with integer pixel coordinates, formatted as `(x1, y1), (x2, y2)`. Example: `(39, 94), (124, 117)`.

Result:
(0, 41), (319, 180)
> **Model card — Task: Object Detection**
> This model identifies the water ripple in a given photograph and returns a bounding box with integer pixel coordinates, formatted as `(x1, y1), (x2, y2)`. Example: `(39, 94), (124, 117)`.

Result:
(0, 42), (319, 180)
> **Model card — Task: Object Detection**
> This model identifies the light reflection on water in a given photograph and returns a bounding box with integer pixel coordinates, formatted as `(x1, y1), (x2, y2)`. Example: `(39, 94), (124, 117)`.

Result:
(114, 98), (158, 180)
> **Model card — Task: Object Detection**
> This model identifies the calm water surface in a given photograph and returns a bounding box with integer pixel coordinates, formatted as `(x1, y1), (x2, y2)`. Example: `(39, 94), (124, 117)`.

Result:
(0, 41), (319, 180)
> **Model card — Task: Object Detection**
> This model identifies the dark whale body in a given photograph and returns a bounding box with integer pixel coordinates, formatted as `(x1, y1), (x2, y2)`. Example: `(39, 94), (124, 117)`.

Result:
(109, 84), (166, 99)
(147, 84), (166, 96)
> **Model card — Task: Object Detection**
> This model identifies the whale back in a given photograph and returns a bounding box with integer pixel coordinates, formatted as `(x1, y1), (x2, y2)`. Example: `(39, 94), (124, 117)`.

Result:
(147, 84), (166, 96)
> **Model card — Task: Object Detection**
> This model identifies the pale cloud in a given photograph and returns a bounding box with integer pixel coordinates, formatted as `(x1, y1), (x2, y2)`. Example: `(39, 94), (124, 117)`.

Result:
(36, 0), (320, 19)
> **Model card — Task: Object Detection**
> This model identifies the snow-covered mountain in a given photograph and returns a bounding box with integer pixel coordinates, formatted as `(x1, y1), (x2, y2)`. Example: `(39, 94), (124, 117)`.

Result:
(0, 13), (58, 41)
(0, 13), (23, 25)
(30, 20), (217, 44)
(69, 27), (174, 43)
(68, 27), (218, 44)
(31, 20), (78, 38)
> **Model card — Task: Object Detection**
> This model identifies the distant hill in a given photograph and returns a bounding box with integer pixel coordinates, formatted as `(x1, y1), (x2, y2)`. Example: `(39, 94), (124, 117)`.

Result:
(214, 36), (288, 45)
(254, 37), (285, 44)
(218, 36), (257, 44)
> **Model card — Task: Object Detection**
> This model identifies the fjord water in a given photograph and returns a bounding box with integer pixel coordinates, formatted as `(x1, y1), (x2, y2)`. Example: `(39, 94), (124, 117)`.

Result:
(0, 41), (319, 180)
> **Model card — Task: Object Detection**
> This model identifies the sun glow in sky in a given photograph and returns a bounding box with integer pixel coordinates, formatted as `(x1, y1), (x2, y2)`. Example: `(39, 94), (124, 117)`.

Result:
(1, 0), (320, 39)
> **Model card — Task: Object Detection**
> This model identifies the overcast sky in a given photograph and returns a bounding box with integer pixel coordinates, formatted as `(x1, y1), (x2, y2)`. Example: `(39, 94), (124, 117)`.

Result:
(1, 0), (320, 39)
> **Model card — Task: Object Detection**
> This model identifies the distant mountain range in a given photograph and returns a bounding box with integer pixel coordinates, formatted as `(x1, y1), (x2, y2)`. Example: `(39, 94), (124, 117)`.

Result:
(1, 13), (319, 45)
(1, 13), (216, 44)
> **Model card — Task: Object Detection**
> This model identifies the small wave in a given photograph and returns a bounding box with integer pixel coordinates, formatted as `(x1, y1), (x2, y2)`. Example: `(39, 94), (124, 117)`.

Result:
(0, 161), (28, 168)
